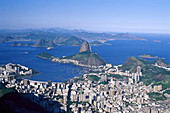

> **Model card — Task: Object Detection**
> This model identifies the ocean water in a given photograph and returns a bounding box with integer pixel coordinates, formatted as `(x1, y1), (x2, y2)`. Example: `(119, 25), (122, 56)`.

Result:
(0, 33), (170, 82)
(0, 43), (88, 82)
(93, 34), (170, 65)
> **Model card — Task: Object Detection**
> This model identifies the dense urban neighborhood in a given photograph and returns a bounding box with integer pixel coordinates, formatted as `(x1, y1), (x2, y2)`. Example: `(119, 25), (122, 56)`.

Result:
(1, 61), (170, 113)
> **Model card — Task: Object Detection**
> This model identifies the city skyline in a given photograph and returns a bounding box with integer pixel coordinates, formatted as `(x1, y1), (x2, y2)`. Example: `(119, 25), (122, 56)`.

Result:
(0, 0), (170, 34)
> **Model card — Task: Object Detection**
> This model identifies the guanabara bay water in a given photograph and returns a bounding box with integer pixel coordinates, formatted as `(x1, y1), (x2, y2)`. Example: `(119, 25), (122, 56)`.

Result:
(0, 34), (170, 82)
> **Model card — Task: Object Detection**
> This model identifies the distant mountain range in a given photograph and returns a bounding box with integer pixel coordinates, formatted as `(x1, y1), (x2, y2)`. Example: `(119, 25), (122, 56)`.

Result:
(11, 36), (85, 47)
(0, 28), (146, 47)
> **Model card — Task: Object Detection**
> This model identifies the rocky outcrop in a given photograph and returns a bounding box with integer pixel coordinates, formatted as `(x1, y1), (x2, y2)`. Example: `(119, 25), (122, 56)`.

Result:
(38, 40), (107, 66)
(11, 42), (34, 46)
(120, 57), (146, 73)
(34, 39), (45, 47)
(66, 52), (106, 66)
(150, 58), (170, 67)
(67, 41), (106, 66)
(34, 39), (56, 47)
(53, 36), (84, 46)
(86, 52), (106, 66)
(79, 41), (92, 53)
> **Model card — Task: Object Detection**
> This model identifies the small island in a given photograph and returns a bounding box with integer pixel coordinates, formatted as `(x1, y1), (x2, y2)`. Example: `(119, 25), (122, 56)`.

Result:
(11, 39), (56, 48)
(11, 42), (34, 46)
(37, 52), (54, 59)
(90, 41), (103, 46)
(139, 54), (158, 59)
(153, 40), (161, 42)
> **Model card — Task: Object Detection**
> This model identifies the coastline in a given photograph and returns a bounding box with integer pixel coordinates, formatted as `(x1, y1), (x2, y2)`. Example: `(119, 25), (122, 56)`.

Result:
(16, 72), (41, 79)
(1, 36), (170, 83)
(37, 55), (101, 68)
(139, 54), (158, 59)
(37, 51), (107, 69)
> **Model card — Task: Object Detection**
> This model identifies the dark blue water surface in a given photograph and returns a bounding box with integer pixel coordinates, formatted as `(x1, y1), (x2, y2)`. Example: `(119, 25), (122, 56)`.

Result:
(0, 34), (170, 82)
(0, 43), (89, 82)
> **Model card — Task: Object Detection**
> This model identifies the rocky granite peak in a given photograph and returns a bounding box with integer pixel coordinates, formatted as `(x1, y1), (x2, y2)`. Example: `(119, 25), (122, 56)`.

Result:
(79, 41), (92, 53)
(34, 39), (45, 47)
(34, 39), (56, 47)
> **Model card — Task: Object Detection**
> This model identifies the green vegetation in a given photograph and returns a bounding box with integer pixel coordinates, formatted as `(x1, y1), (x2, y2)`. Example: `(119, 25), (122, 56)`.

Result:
(0, 82), (48, 112)
(32, 69), (40, 75)
(0, 29), (85, 46)
(11, 42), (34, 46)
(125, 101), (130, 107)
(37, 52), (53, 59)
(0, 83), (5, 89)
(74, 77), (85, 83)
(56, 36), (84, 46)
(0, 29), (145, 44)
(108, 74), (124, 79)
(0, 88), (16, 97)
(37, 46), (106, 67)
(152, 81), (169, 90)
(87, 75), (100, 82)
(0, 83), (16, 97)
(150, 58), (170, 67)
(147, 92), (167, 101)
(90, 41), (103, 45)
(121, 56), (146, 73)
(163, 89), (170, 94)
(121, 56), (170, 88)
(64, 51), (106, 66)
(0, 30), (66, 41)
(34, 39), (56, 47)
(98, 81), (108, 85)
(0, 65), (5, 68)
(139, 54), (157, 58)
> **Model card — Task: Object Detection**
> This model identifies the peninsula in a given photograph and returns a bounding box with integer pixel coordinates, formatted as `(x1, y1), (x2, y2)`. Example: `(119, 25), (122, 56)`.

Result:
(37, 41), (107, 67)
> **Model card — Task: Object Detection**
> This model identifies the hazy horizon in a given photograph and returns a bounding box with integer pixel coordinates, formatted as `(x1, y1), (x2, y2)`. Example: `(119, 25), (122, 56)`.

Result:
(1, 27), (170, 35)
(0, 0), (170, 34)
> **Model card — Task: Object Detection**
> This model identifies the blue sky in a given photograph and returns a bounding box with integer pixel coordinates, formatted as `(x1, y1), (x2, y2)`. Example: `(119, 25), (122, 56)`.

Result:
(0, 0), (170, 33)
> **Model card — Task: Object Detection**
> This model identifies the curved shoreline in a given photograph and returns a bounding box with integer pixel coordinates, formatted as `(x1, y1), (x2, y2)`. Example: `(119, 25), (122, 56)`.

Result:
(37, 55), (104, 69)
(16, 72), (41, 79)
